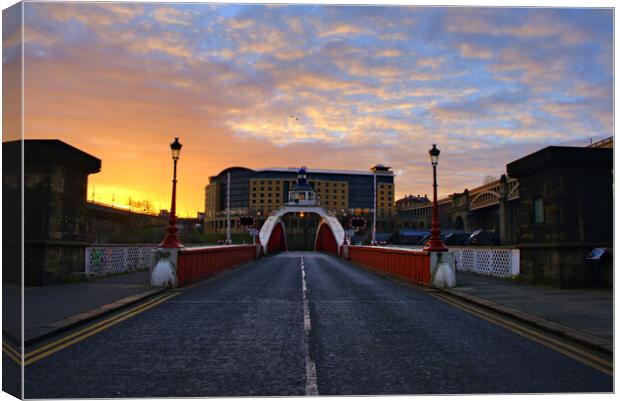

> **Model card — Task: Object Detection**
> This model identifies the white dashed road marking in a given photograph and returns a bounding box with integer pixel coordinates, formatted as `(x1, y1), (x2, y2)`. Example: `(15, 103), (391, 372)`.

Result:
(300, 255), (319, 396)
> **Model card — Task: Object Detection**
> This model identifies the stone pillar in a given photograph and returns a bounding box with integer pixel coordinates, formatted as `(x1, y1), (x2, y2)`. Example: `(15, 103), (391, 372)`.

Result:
(498, 174), (510, 245)
(151, 248), (179, 288)
(9, 140), (101, 285)
(462, 189), (470, 232)
(429, 251), (456, 289)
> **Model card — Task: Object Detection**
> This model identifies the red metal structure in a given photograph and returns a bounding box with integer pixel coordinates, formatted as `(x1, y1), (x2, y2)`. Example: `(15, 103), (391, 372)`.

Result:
(176, 245), (258, 286)
(266, 222), (287, 253)
(347, 246), (431, 286)
(160, 137), (183, 248)
(424, 144), (448, 252)
(314, 221), (338, 254)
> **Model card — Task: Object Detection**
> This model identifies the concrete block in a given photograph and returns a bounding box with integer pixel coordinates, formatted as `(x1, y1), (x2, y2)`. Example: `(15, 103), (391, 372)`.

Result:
(151, 248), (179, 288)
(430, 251), (456, 289)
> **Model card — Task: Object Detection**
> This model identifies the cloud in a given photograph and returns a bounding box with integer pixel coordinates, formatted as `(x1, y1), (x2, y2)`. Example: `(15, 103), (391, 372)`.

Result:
(431, 90), (528, 120)
(19, 4), (613, 214)
(376, 49), (402, 58)
(152, 7), (193, 26)
(41, 2), (142, 26)
(317, 21), (368, 38)
(459, 43), (493, 59)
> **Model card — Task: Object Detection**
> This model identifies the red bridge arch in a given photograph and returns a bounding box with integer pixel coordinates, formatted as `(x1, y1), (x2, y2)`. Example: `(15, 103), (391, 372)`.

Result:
(259, 206), (345, 256)
(314, 221), (338, 254)
(266, 221), (287, 253)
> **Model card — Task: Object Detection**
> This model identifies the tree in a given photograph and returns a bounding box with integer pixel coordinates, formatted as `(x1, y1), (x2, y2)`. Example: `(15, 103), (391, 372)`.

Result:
(126, 197), (156, 214)
(483, 175), (498, 185)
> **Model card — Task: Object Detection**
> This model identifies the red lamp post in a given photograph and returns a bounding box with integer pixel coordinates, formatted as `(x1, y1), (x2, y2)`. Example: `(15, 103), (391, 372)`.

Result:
(424, 144), (448, 252)
(159, 137), (183, 248)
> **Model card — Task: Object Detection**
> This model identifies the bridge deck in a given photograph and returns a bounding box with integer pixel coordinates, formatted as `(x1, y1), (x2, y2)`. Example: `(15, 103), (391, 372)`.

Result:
(23, 252), (611, 397)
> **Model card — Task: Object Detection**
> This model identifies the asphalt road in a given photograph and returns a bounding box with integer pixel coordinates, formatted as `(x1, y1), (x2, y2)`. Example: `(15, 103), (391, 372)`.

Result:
(23, 252), (612, 397)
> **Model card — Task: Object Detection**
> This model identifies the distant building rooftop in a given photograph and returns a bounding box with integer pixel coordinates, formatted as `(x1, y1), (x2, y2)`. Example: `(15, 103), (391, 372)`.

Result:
(256, 166), (392, 176)
(587, 136), (613, 149)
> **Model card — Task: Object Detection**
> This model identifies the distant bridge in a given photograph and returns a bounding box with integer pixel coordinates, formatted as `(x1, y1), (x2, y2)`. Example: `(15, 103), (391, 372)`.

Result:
(400, 176), (518, 215)
(397, 176), (519, 243)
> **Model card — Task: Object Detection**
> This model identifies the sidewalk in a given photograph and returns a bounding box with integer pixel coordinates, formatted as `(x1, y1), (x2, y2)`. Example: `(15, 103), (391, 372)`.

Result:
(21, 270), (164, 345)
(445, 272), (613, 354)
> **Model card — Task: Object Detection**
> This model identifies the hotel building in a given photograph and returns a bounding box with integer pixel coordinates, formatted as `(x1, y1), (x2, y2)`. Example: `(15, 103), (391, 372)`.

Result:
(204, 165), (395, 232)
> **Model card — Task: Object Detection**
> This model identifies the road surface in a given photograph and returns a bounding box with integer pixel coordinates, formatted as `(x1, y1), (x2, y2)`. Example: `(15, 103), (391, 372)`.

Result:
(21, 252), (612, 397)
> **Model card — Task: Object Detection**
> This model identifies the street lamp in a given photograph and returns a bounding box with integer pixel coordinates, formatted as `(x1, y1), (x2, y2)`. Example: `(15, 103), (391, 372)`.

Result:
(424, 144), (448, 252)
(159, 137), (183, 248)
(371, 171), (377, 245)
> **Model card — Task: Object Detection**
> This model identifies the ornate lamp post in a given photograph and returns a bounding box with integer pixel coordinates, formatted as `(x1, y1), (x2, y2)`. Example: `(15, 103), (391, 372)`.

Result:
(159, 137), (183, 248)
(424, 144), (448, 252)
(371, 171), (377, 245)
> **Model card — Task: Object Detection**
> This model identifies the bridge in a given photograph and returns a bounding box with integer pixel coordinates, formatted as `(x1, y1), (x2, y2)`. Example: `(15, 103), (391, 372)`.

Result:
(18, 249), (611, 397)
(257, 166), (345, 256)
(10, 147), (613, 398)
(14, 158), (611, 396)
(398, 175), (519, 243)
(259, 204), (345, 255)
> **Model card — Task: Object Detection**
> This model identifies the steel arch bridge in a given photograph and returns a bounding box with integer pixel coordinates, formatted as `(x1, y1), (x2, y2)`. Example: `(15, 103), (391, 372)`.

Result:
(258, 206), (345, 256)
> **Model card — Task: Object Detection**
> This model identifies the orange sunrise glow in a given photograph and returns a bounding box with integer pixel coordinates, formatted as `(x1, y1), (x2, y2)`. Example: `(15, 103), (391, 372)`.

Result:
(3, 3), (612, 216)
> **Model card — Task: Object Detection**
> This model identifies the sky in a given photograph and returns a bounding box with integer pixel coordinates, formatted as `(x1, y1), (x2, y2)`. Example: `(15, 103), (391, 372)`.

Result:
(3, 2), (613, 216)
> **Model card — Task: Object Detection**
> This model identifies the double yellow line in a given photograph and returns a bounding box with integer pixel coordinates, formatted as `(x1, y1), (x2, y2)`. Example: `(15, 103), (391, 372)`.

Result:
(2, 291), (179, 367)
(3, 340), (22, 365)
(431, 292), (613, 376)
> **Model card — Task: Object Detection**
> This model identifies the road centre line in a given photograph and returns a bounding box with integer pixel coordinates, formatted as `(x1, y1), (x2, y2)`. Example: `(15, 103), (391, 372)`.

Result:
(300, 256), (319, 396)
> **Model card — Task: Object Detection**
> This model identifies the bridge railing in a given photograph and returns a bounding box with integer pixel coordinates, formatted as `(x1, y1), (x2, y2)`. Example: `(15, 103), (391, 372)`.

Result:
(345, 246), (431, 286)
(176, 245), (259, 286)
(450, 246), (519, 277)
(367, 245), (520, 278)
(85, 244), (157, 276)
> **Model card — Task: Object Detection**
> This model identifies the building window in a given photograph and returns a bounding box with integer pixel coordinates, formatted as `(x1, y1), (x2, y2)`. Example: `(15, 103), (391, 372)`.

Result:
(534, 197), (544, 223)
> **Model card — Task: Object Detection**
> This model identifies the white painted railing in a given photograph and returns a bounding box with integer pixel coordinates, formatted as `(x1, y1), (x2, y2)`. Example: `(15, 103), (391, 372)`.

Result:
(378, 245), (520, 278)
(450, 247), (519, 277)
(85, 245), (157, 276)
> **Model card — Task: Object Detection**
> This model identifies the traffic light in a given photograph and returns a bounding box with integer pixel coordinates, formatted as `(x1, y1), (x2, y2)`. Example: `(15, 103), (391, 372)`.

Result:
(239, 216), (255, 227)
(350, 217), (366, 229)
